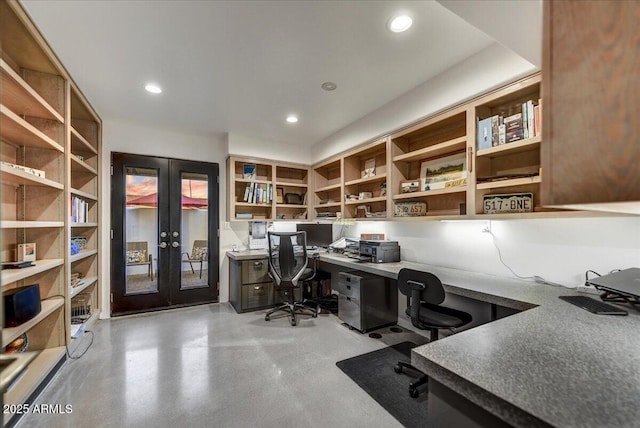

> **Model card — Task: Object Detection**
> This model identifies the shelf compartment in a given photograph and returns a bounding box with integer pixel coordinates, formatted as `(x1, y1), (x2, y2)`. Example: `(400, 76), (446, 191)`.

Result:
(1, 163), (63, 189)
(275, 165), (308, 186)
(393, 136), (467, 163)
(0, 105), (64, 152)
(2, 297), (64, 347)
(476, 136), (541, 158)
(70, 126), (98, 155)
(476, 175), (541, 190)
(3, 347), (66, 410)
(70, 249), (97, 264)
(0, 59), (64, 123)
(1, 259), (64, 286)
(70, 275), (98, 298)
(344, 173), (388, 187)
(70, 154), (98, 175)
(1, 221), (64, 229)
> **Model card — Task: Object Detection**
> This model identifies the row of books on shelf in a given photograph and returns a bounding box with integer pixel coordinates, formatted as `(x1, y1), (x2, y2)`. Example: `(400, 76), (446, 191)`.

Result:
(477, 99), (541, 150)
(242, 182), (273, 204)
(71, 196), (89, 223)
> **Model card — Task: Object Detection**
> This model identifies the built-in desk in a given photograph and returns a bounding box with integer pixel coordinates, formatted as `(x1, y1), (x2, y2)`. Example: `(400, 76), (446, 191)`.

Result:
(228, 251), (640, 427)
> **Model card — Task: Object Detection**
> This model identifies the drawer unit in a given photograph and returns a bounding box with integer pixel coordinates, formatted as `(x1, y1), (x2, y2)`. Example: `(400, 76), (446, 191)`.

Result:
(242, 282), (274, 310)
(241, 259), (270, 284)
(338, 271), (398, 333)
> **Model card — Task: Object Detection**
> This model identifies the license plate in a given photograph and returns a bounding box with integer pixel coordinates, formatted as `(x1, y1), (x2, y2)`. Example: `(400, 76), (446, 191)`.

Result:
(394, 202), (427, 216)
(483, 193), (533, 214)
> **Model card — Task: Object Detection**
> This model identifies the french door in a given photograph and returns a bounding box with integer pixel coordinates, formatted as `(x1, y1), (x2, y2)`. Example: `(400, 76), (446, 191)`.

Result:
(111, 153), (219, 316)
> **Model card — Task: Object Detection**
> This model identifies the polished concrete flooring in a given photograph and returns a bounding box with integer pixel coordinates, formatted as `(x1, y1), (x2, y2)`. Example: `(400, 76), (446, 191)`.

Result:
(17, 303), (427, 428)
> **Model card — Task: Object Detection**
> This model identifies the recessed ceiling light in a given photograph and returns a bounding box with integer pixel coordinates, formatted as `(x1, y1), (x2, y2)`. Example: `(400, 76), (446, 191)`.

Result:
(321, 82), (337, 91)
(145, 83), (162, 94)
(388, 15), (413, 33)
(286, 115), (298, 124)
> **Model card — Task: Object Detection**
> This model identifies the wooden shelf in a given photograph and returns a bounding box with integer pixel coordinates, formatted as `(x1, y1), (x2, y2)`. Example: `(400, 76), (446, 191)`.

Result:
(315, 183), (341, 192)
(0, 104), (64, 152)
(476, 136), (541, 158)
(2, 297), (64, 347)
(1, 259), (64, 286)
(345, 196), (387, 205)
(70, 249), (97, 263)
(235, 202), (272, 207)
(70, 154), (97, 175)
(70, 275), (98, 298)
(275, 182), (308, 188)
(71, 222), (98, 228)
(393, 136), (467, 162)
(70, 126), (98, 155)
(235, 178), (272, 185)
(3, 347), (66, 408)
(276, 204), (307, 208)
(70, 188), (97, 201)
(1, 221), (64, 229)
(344, 173), (388, 186)
(0, 59), (64, 123)
(314, 202), (341, 208)
(476, 176), (541, 190)
(0, 163), (64, 189)
(393, 186), (467, 200)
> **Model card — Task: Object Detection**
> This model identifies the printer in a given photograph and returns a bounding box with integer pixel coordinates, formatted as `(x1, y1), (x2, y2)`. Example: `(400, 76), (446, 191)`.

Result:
(359, 240), (400, 263)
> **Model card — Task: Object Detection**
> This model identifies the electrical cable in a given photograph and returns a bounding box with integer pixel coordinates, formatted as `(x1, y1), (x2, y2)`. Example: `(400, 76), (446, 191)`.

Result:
(483, 228), (570, 288)
(42, 295), (95, 359)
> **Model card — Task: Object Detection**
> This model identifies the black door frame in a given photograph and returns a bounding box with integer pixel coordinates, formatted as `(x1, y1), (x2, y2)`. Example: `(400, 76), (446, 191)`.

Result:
(111, 152), (219, 316)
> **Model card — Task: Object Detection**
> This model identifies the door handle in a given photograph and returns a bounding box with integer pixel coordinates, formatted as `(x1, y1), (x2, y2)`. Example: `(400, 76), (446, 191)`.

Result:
(158, 242), (168, 249)
(172, 241), (180, 248)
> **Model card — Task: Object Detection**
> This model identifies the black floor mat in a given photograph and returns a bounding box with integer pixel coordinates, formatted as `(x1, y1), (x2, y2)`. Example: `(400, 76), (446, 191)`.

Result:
(336, 341), (429, 428)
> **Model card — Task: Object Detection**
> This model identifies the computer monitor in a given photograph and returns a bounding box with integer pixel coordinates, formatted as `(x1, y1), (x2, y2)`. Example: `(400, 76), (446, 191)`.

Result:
(296, 223), (333, 248)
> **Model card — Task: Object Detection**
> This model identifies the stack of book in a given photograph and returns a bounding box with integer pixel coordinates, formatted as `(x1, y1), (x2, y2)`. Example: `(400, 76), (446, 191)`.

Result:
(70, 272), (84, 288)
(477, 98), (542, 150)
(71, 196), (89, 223)
(242, 182), (272, 204)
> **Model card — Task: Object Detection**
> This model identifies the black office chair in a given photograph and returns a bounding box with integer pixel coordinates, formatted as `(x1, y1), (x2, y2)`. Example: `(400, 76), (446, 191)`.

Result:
(265, 231), (318, 326)
(394, 268), (472, 398)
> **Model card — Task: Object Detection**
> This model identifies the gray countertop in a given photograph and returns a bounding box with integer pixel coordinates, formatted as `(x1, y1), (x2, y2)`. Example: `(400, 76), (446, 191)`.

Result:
(226, 250), (640, 427)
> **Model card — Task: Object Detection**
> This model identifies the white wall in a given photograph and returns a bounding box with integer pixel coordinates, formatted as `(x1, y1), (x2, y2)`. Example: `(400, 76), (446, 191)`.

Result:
(228, 132), (311, 165)
(311, 43), (536, 162)
(342, 217), (640, 287)
(101, 119), (244, 318)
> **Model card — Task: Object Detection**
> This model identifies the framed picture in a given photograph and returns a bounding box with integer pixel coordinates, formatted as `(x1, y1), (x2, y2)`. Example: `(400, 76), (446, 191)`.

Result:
(400, 180), (420, 193)
(362, 158), (376, 178)
(276, 187), (284, 204)
(242, 163), (256, 180)
(420, 153), (467, 191)
(17, 243), (36, 262)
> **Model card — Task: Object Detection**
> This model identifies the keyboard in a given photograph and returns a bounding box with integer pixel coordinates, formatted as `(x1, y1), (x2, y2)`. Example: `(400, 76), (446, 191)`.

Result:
(559, 295), (628, 315)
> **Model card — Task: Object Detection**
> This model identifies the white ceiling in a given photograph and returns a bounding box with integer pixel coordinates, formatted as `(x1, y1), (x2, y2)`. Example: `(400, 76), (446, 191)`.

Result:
(21, 1), (537, 147)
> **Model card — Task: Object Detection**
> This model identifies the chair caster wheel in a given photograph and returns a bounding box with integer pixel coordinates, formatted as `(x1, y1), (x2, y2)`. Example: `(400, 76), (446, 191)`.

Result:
(312, 312), (318, 318)
(291, 320), (297, 326)
(394, 365), (402, 374)
(409, 387), (419, 398)
(265, 315), (270, 321)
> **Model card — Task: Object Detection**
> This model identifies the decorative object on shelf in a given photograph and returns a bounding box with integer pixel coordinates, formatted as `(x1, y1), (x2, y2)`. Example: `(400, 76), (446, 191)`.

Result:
(71, 294), (91, 324)
(420, 153), (467, 191)
(70, 242), (80, 255)
(345, 194), (359, 202)
(380, 183), (387, 197)
(17, 243), (36, 262)
(242, 163), (256, 179)
(358, 192), (373, 200)
(71, 236), (87, 251)
(1, 161), (45, 178)
(70, 272), (84, 288)
(365, 211), (386, 218)
(356, 205), (371, 218)
(483, 193), (533, 214)
(361, 233), (385, 240)
(4, 333), (29, 353)
(284, 193), (303, 205)
(400, 180), (420, 193)
(362, 158), (376, 178)
(3, 284), (41, 327)
(394, 202), (427, 217)
(276, 187), (284, 203)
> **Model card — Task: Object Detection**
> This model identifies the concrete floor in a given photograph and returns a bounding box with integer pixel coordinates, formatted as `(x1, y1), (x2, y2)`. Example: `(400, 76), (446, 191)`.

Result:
(16, 303), (428, 428)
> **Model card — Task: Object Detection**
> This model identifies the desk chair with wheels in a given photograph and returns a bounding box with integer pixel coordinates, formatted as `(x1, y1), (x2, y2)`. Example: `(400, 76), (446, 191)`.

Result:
(265, 231), (318, 326)
(394, 268), (472, 398)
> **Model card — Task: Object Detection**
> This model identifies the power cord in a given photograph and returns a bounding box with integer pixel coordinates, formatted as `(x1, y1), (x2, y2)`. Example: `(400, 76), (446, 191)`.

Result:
(42, 295), (95, 359)
(482, 225), (569, 288)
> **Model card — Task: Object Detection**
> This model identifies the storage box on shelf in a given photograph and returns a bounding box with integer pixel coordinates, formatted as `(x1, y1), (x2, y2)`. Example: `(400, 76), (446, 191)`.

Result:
(0, 0), (101, 421)
(390, 107), (470, 218)
(312, 158), (342, 220)
(342, 139), (388, 220)
(472, 74), (554, 217)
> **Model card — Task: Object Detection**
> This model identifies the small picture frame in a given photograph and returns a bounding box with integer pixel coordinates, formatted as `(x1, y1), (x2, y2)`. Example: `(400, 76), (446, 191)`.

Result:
(17, 243), (36, 262)
(276, 187), (284, 204)
(400, 180), (420, 193)
(362, 158), (376, 178)
(242, 163), (256, 180)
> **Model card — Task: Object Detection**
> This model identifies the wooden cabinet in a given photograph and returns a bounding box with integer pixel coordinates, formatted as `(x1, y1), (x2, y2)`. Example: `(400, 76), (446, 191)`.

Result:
(541, 0), (640, 213)
(227, 156), (309, 221)
(0, 0), (101, 421)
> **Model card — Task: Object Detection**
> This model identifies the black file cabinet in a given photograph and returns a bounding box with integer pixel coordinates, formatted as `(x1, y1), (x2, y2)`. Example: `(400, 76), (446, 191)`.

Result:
(338, 271), (397, 333)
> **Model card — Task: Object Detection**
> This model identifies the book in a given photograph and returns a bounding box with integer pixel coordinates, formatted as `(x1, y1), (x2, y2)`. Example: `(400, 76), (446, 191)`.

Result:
(522, 102), (529, 138)
(498, 124), (506, 145)
(243, 183), (250, 202)
(477, 117), (493, 150)
(506, 129), (524, 143)
(491, 115), (500, 147)
(527, 100), (535, 137)
(534, 104), (541, 137)
(504, 113), (522, 132)
(242, 163), (256, 180)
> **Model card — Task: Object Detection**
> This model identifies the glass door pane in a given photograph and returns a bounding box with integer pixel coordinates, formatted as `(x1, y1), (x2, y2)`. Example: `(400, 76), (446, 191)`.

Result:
(125, 167), (159, 295)
(179, 172), (209, 290)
